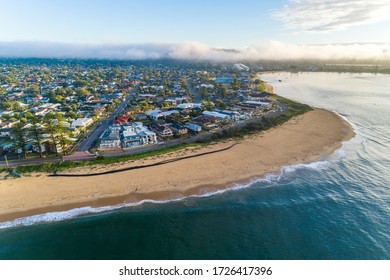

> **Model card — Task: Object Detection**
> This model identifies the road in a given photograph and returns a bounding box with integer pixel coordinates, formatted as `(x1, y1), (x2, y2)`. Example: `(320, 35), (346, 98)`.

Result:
(0, 99), (286, 167)
(101, 101), (288, 158)
(186, 79), (201, 103)
(0, 155), (63, 168)
(264, 101), (288, 119)
(75, 85), (138, 152)
(76, 118), (112, 152)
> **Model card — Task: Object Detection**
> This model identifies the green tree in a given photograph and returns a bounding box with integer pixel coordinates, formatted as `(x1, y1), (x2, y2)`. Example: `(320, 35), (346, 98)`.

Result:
(76, 88), (91, 97)
(67, 111), (77, 119)
(202, 101), (215, 111)
(106, 104), (114, 112)
(24, 111), (34, 119)
(140, 101), (150, 112)
(0, 100), (12, 110)
(29, 84), (40, 94)
(11, 122), (29, 159)
(257, 83), (265, 92)
(28, 115), (44, 158)
(43, 113), (60, 154)
(215, 99), (226, 108)
(231, 78), (241, 90)
(47, 91), (59, 103)
(217, 84), (228, 98)
(43, 113), (71, 156)
(57, 129), (71, 156)
(199, 87), (208, 100)
(166, 113), (181, 124)
(0, 74), (13, 84)
(12, 101), (23, 111)
(74, 79), (89, 87)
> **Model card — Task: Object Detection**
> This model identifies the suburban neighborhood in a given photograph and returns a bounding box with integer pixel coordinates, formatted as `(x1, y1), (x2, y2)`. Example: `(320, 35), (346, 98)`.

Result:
(0, 59), (282, 166)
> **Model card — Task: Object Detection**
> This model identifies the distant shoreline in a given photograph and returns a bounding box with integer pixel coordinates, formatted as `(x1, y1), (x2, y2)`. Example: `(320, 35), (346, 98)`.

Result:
(0, 108), (355, 223)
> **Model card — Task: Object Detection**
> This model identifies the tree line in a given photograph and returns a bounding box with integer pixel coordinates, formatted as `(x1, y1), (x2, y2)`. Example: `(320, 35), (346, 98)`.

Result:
(10, 112), (72, 159)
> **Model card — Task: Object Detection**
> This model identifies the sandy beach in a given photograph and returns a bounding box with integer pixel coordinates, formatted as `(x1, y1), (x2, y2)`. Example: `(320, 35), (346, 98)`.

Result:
(0, 108), (355, 222)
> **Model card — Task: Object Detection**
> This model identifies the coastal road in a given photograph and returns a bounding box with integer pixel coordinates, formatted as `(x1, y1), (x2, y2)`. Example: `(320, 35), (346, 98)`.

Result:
(101, 101), (288, 158)
(0, 156), (64, 168)
(0, 100), (287, 167)
(101, 132), (214, 158)
(264, 101), (287, 119)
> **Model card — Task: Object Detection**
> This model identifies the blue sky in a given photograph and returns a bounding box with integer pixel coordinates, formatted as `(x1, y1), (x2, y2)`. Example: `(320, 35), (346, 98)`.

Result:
(1, 0), (390, 60)
(0, 0), (279, 46)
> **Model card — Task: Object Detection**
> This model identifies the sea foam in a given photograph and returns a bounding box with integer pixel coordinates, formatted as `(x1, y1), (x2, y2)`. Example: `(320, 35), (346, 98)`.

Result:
(0, 158), (337, 230)
(0, 155), (342, 229)
(0, 119), (357, 230)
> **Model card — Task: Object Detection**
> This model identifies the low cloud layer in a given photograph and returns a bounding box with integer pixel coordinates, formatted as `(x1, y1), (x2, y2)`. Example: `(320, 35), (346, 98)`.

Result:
(274, 0), (390, 32)
(0, 41), (390, 61)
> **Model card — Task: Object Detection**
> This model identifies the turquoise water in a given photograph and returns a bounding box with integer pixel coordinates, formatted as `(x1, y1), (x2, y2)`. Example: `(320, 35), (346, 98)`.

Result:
(0, 72), (389, 259)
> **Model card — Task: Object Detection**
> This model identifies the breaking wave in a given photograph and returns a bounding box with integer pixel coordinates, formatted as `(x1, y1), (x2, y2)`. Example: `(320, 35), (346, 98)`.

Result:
(0, 140), (353, 229)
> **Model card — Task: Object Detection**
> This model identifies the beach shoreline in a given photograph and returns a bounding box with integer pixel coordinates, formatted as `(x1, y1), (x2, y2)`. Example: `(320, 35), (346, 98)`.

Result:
(0, 108), (355, 223)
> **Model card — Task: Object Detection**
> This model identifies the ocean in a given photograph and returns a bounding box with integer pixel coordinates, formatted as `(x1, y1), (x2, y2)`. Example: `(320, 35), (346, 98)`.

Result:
(0, 72), (389, 260)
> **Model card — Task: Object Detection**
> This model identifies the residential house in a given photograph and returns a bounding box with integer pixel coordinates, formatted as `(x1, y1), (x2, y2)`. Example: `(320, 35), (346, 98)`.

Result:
(176, 103), (202, 110)
(113, 115), (129, 125)
(122, 126), (142, 148)
(170, 124), (188, 136)
(0, 128), (12, 138)
(93, 107), (106, 116)
(71, 118), (93, 129)
(100, 122), (157, 149)
(244, 100), (271, 108)
(185, 122), (202, 132)
(131, 122), (157, 146)
(214, 110), (249, 122)
(202, 110), (231, 121)
(153, 124), (173, 138)
(99, 127), (121, 149)
(200, 84), (214, 89)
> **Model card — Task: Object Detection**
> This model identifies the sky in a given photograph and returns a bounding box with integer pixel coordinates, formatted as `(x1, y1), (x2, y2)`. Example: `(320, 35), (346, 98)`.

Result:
(0, 0), (390, 60)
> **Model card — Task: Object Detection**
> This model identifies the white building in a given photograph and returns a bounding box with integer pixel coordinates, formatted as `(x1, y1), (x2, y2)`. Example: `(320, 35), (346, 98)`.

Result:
(71, 118), (93, 129)
(176, 103), (202, 110)
(154, 125), (173, 138)
(233, 63), (249, 71)
(244, 100), (271, 108)
(202, 110), (231, 120)
(214, 110), (249, 122)
(122, 122), (157, 148)
(146, 109), (180, 120)
(146, 109), (163, 121)
(200, 84), (214, 89)
(99, 127), (121, 149)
